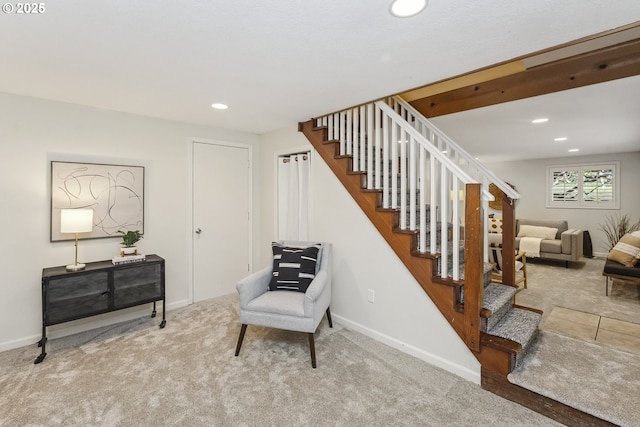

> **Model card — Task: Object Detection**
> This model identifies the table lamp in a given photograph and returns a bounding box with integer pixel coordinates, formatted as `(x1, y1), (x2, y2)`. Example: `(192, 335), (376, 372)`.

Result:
(60, 208), (94, 271)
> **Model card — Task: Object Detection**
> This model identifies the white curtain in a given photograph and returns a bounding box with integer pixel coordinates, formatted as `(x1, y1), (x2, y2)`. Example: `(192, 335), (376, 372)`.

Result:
(277, 153), (309, 240)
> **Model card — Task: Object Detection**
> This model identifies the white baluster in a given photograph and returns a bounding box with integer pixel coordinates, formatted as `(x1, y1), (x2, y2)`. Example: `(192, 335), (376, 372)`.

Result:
(440, 166), (448, 278)
(419, 144), (427, 252)
(327, 114), (334, 141)
(339, 111), (345, 155)
(430, 155), (437, 254)
(346, 109), (352, 156)
(366, 104), (373, 190)
(374, 104), (381, 190)
(391, 120), (398, 209)
(353, 106), (359, 171)
(400, 128), (407, 230)
(409, 135), (417, 230)
(360, 105), (366, 172)
(382, 112), (390, 209)
(452, 178), (460, 281)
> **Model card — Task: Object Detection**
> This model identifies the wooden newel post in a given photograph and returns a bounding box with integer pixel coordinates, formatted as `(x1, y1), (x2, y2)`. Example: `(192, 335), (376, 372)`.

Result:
(464, 183), (483, 352)
(501, 192), (516, 286)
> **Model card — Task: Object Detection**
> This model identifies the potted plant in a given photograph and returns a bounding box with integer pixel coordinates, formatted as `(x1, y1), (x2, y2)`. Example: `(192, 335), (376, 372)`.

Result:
(118, 230), (143, 255)
(599, 214), (640, 251)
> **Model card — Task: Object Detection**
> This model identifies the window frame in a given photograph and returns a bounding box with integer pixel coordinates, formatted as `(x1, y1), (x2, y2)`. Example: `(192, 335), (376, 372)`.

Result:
(546, 162), (620, 209)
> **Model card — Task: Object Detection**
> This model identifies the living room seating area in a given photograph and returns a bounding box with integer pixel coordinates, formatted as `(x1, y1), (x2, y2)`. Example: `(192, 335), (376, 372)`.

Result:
(488, 218), (584, 266)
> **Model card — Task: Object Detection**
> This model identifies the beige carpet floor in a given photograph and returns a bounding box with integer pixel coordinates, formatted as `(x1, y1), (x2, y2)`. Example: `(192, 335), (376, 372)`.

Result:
(3, 257), (635, 426)
(509, 256), (640, 427)
(0, 294), (561, 427)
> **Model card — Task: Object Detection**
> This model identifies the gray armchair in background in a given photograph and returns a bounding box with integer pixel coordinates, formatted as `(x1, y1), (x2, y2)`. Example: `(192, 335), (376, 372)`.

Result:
(235, 241), (332, 368)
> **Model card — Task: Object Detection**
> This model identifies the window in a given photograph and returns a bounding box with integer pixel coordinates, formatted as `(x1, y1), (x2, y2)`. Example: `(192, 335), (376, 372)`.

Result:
(547, 162), (619, 209)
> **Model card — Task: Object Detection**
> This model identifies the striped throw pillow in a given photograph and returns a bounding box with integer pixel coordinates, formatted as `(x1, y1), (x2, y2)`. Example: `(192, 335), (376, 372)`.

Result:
(608, 234), (640, 267)
(269, 243), (321, 292)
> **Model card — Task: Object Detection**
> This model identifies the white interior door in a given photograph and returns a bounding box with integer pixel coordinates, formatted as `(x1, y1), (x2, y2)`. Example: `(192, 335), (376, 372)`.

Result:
(192, 141), (251, 302)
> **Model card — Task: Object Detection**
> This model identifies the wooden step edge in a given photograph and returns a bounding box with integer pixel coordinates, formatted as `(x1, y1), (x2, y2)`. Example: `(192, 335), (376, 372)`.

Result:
(481, 368), (618, 427)
(322, 139), (340, 145)
(409, 249), (437, 260)
(513, 304), (543, 315)
(392, 227), (418, 236)
(377, 207), (399, 213)
(431, 275), (464, 288)
(481, 332), (522, 355)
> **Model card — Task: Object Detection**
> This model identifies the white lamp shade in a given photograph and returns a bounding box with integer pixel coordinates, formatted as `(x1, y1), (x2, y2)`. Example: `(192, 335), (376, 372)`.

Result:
(60, 209), (94, 234)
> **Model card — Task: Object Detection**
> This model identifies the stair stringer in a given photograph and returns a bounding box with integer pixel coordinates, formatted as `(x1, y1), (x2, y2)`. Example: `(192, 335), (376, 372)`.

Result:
(300, 119), (521, 375)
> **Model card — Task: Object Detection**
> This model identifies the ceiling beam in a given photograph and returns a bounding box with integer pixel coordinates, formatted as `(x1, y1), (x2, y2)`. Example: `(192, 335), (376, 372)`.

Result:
(406, 38), (640, 118)
(400, 62), (526, 102)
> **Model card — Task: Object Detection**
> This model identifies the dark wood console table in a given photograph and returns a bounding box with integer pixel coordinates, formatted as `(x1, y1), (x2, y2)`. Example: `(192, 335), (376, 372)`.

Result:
(35, 254), (166, 364)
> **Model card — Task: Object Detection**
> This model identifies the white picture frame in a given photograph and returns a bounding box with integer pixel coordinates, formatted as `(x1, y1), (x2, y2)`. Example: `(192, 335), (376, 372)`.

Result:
(50, 161), (145, 241)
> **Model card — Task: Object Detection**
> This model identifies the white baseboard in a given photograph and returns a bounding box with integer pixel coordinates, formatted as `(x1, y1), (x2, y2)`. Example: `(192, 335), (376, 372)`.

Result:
(0, 299), (189, 354)
(333, 314), (481, 384)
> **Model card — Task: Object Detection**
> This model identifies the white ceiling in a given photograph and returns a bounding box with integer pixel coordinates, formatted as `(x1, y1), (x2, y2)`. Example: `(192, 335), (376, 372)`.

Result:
(430, 74), (640, 163)
(1, 0), (639, 161)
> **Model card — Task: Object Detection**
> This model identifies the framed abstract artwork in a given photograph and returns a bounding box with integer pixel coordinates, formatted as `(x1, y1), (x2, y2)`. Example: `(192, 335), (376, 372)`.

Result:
(50, 161), (145, 241)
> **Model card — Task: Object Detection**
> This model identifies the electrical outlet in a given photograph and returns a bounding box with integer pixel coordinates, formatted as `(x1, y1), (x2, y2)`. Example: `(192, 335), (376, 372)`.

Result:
(367, 289), (375, 303)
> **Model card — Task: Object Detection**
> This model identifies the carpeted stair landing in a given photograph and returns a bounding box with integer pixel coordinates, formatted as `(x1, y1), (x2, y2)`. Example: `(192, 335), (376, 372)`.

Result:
(508, 329), (640, 427)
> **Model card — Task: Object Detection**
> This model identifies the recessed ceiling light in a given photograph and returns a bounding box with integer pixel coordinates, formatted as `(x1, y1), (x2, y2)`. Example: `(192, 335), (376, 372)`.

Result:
(554, 137), (568, 142)
(568, 148), (580, 152)
(531, 118), (548, 124)
(211, 103), (228, 110)
(389, 0), (427, 18)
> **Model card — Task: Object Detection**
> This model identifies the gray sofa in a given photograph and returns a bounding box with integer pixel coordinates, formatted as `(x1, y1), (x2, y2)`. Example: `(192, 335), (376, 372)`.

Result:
(488, 218), (583, 266)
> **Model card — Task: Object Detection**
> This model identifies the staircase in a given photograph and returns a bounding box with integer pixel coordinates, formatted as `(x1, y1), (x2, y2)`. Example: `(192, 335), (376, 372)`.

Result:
(299, 96), (541, 376)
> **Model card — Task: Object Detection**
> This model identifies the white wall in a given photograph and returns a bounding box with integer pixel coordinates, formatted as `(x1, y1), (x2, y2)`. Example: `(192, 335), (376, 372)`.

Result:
(484, 152), (640, 256)
(259, 127), (481, 383)
(0, 92), (260, 351)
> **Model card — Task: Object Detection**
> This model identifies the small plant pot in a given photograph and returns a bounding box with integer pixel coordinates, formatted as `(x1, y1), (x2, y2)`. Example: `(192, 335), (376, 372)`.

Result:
(121, 246), (138, 256)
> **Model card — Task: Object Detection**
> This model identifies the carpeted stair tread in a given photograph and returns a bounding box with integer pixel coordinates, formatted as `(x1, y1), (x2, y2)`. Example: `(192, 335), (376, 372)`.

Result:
(488, 307), (541, 366)
(482, 284), (517, 331)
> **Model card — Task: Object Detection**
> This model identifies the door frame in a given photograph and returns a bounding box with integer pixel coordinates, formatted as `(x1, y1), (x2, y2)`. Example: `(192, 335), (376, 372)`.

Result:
(188, 137), (253, 304)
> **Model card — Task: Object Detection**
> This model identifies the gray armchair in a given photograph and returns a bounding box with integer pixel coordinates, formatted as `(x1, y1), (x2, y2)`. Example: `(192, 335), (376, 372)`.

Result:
(234, 241), (332, 368)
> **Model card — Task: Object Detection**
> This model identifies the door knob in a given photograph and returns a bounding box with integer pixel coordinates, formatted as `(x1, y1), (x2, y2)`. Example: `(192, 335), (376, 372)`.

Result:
(195, 228), (202, 234)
